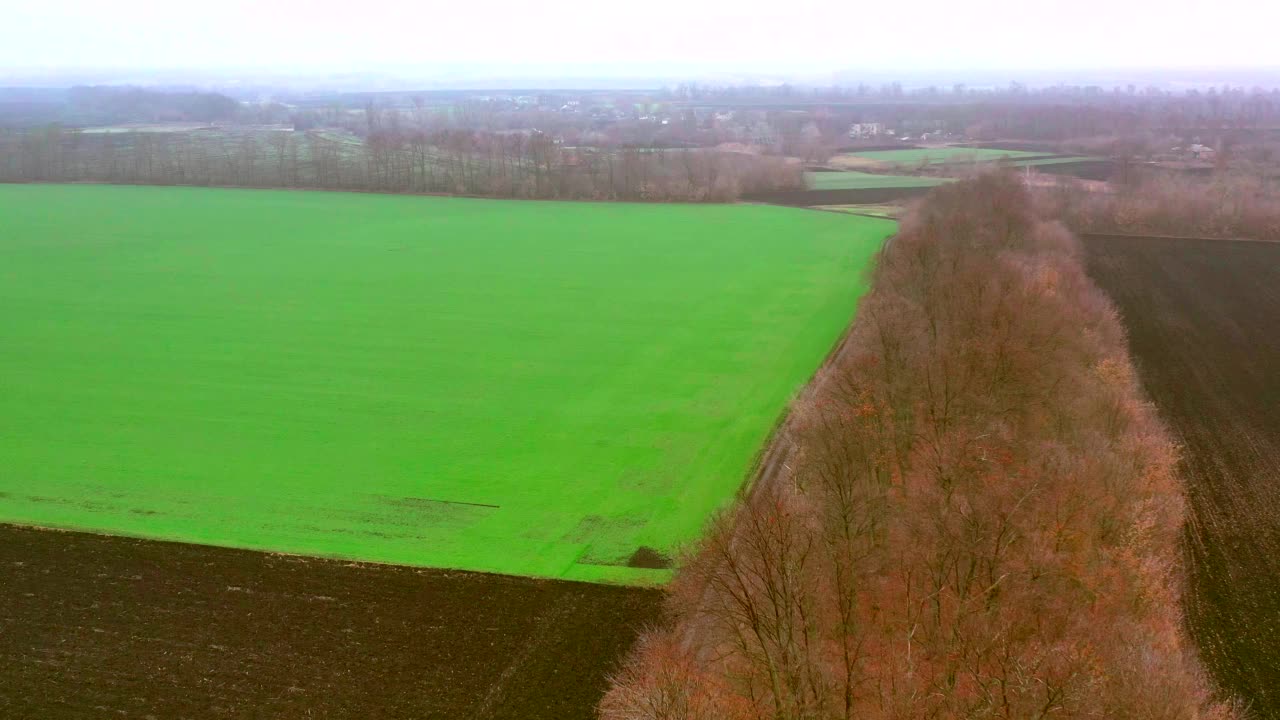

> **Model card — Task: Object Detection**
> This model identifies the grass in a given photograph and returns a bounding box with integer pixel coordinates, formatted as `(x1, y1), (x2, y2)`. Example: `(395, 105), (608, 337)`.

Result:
(1010, 156), (1102, 167)
(0, 184), (894, 585)
(847, 147), (1051, 165)
(805, 171), (952, 190)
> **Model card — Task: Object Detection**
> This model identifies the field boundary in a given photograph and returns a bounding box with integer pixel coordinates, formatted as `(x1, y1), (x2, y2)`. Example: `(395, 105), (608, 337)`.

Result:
(0, 520), (625, 588)
(0, 522), (662, 719)
(1082, 231), (1278, 244)
(673, 226), (896, 654)
(741, 186), (935, 206)
(737, 227), (895, 502)
(0, 179), (767, 207)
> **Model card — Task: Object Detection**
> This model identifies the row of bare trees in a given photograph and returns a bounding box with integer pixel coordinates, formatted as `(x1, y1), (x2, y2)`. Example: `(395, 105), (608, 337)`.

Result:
(602, 174), (1232, 719)
(1043, 173), (1280, 241)
(0, 126), (802, 202)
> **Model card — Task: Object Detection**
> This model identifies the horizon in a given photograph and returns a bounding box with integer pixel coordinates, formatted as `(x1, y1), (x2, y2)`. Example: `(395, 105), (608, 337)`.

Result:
(3, 64), (1280, 93)
(5, 0), (1279, 91)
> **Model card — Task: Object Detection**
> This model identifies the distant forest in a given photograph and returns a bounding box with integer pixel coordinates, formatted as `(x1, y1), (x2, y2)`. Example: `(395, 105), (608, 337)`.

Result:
(0, 86), (239, 127)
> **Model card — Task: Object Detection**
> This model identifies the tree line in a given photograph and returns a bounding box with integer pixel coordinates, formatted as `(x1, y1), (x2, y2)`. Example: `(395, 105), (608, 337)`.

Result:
(0, 125), (802, 202)
(1044, 172), (1280, 241)
(601, 174), (1233, 719)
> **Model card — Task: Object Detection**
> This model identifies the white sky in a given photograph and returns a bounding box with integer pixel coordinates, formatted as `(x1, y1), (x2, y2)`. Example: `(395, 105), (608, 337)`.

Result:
(3, 0), (1279, 77)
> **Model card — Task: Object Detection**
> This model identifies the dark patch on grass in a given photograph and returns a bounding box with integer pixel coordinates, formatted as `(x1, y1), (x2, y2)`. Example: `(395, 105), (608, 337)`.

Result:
(626, 546), (672, 569)
(381, 495), (501, 510)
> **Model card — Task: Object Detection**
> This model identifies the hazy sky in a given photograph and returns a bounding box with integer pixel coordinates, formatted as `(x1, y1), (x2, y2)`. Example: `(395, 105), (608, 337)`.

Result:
(4, 0), (1279, 78)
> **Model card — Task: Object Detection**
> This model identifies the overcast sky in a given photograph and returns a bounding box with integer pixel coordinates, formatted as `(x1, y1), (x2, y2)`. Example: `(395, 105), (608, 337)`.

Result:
(3, 0), (1279, 80)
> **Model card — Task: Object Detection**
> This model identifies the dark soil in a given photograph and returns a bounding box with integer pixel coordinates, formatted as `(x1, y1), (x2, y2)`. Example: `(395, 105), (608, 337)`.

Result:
(742, 186), (935, 206)
(1084, 235), (1280, 718)
(0, 524), (662, 719)
(1033, 159), (1115, 181)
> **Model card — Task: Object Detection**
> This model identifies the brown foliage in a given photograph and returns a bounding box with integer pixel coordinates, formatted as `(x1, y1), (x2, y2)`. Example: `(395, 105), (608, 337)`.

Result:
(1044, 173), (1280, 241)
(602, 174), (1234, 720)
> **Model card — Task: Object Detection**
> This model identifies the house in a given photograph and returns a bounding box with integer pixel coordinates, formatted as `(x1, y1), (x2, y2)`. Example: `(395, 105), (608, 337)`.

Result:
(848, 122), (884, 139)
(1189, 143), (1216, 161)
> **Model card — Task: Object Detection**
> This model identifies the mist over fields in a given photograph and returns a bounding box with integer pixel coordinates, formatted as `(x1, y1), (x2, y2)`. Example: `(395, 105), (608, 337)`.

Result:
(4, 1), (1280, 716)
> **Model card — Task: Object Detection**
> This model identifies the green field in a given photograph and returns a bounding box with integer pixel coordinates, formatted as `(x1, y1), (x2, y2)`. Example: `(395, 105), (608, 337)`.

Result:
(805, 170), (952, 190)
(1009, 155), (1102, 167)
(849, 147), (1051, 165)
(0, 184), (893, 584)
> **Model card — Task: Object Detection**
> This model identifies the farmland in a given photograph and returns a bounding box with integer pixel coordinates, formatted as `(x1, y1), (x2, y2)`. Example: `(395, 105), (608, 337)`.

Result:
(1084, 235), (1280, 716)
(804, 170), (951, 190)
(1014, 155), (1103, 166)
(844, 147), (1050, 165)
(602, 174), (1228, 718)
(749, 171), (948, 206)
(0, 523), (661, 718)
(813, 203), (904, 218)
(0, 184), (893, 585)
(824, 148), (1104, 181)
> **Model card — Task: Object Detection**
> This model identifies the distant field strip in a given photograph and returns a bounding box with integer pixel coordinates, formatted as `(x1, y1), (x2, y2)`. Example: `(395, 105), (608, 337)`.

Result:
(813, 204), (903, 218)
(0, 185), (894, 584)
(847, 147), (1052, 165)
(805, 171), (952, 190)
(1010, 155), (1103, 166)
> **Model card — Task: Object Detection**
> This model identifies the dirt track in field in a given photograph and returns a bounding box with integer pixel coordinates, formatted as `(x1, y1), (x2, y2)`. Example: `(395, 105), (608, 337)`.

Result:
(0, 524), (661, 719)
(1084, 235), (1280, 717)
